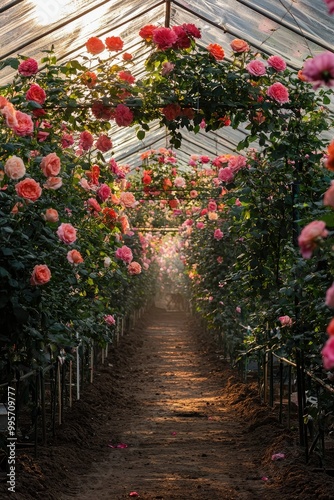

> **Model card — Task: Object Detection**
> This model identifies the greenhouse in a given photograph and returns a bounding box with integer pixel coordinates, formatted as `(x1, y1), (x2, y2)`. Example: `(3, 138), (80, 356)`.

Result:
(1, 0), (334, 498)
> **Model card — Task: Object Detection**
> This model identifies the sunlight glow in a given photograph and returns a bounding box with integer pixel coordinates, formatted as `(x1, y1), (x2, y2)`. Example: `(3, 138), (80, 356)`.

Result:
(31, 0), (73, 25)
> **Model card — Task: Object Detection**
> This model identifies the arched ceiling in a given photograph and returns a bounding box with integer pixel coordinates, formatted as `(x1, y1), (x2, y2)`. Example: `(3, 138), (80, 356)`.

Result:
(1, 0), (334, 169)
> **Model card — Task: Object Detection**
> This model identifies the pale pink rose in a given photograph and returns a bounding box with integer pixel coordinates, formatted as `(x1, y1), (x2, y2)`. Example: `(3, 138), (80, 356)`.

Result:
(246, 60), (266, 76)
(302, 51), (334, 89)
(208, 200), (217, 211)
(57, 223), (77, 244)
(79, 178), (91, 191)
(26, 84), (46, 105)
(161, 62), (175, 76)
(120, 191), (136, 208)
(97, 183), (111, 202)
(324, 180), (334, 207)
(30, 264), (51, 286)
(266, 82), (289, 104)
(43, 177), (62, 190)
(235, 198), (242, 206)
(322, 336), (334, 370)
(127, 261), (142, 275)
(279, 315), (293, 327)
(15, 178), (42, 201)
(214, 228), (224, 240)
(326, 283), (334, 308)
(267, 55), (287, 72)
(298, 220), (328, 259)
(104, 314), (116, 326)
(115, 245), (133, 263)
(18, 58), (39, 76)
(12, 111), (34, 136)
(2, 103), (18, 129)
(236, 306), (241, 313)
(79, 130), (94, 150)
(115, 104), (134, 126)
(4, 156), (26, 179)
(152, 27), (178, 50)
(41, 152), (61, 177)
(228, 155), (247, 172)
(190, 190), (198, 198)
(96, 134), (112, 152)
(42, 208), (59, 222)
(104, 257), (111, 267)
(67, 249), (84, 265)
(218, 166), (234, 183)
(174, 176), (186, 188)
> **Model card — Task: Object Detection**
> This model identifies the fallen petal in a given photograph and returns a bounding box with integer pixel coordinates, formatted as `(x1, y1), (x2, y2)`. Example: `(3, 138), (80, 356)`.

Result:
(271, 453), (285, 461)
(129, 492), (139, 497)
(261, 476), (268, 481)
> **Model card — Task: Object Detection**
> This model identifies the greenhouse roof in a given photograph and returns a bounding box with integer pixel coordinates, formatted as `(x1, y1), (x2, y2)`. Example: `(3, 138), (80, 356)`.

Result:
(1, 0), (334, 168)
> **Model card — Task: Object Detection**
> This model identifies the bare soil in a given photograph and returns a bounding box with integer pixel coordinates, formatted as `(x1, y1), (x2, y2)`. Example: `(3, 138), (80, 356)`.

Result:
(1, 307), (334, 499)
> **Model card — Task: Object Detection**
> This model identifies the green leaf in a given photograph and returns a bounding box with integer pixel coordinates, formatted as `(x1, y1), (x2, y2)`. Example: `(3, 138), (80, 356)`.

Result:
(137, 130), (146, 140)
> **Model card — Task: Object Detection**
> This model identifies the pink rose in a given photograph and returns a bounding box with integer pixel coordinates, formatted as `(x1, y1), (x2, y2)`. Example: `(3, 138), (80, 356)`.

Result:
(26, 84), (46, 105)
(42, 208), (59, 223)
(324, 180), (334, 208)
(2, 103), (18, 129)
(326, 283), (334, 308)
(246, 60), (267, 76)
(115, 245), (133, 263)
(218, 166), (234, 183)
(298, 220), (328, 259)
(30, 264), (51, 286)
(161, 62), (175, 76)
(12, 111), (34, 136)
(67, 249), (84, 265)
(152, 27), (178, 50)
(322, 336), (334, 370)
(127, 261), (142, 275)
(208, 201), (217, 212)
(214, 228), (224, 240)
(79, 130), (94, 151)
(266, 82), (289, 104)
(267, 55), (287, 72)
(97, 183), (111, 202)
(96, 134), (112, 152)
(278, 315), (293, 327)
(196, 222), (205, 229)
(43, 177), (62, 190)
(302, 51), (334, 89)
(57, 223), (77, 244)
(4, 156), (26, 180)
(104, 314), (116, 326)
(41, 152), (61, 177)
(324, 0), (334, 14)
(120, 192), (136, 208)
(174, 176), (186, 188)
(61, 133), (74, 148)
(115, 104), (134, 127)
(18, 58), (39, 76)
(190, 190), (198, 198)
(86, 197), (101, 214)
(15, 178), (42, 201)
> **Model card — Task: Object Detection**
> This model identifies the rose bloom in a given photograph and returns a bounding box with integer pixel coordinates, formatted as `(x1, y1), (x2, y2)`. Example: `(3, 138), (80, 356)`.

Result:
(104, 256), (111, 268)
(120, 191), (136, 208)
(2, 102), (17, 129)
(86, 37), (105, 54)
(182, 23), (201, 39)
(4, 156), (26, 180)
(322, 336), (334, 370)
(115, 245), (133, 263)
(96, 183), (110, 202)
(208, 200), (217, 212)
(12, 111), (34, 136)
(26, 84), (46, 105)
(324, 0), (334, 14)
(118, 70), (136, 84)
(174, 176), (186, 188)
(302, 51), (334, 89)
(79, 130), (94, 151)
(298, 220), (328, 259)
(123, 52), (132, 61)
(57, 223), (77, 244)
(43, 177), (62, 190)
(115, 104), (134, 126)
(91, 101), (115, 120)
(61, 133), (74, 148)
(278, 315), (293, 327)
(67, 249), (84, 265)
(266, 82), (290, 104)
(40, 152), (61, 177)
(218, 166), (234, 183)
(172, 26), (191, 49)
(105, 36), (124, 51)
(139, 24), (157, 41)
(230, 38), (250, 53)
(152, 27), (178, 50)
(246, 59), (266, 76)
(207, 43), (225, 60)
(190, 190), (198, 198)
(104, 314), (116, 326)
(327, 318), (334, 336)
(81, 71), (97, 88)
(324, 180), (334, 207)
(208, 211), (218, 221)
(15, 178), (42, 201)
(42, 208), (59, 223)
(30, 264), (51, 286)
(86, 197), (102, 214)
(325, 141), (334, 171)
(18, 58), (39, 76)
(96, 134), (112, 152)
(127, 261), (142, 275)
(214, 228), (224, 240)
(37, 131), (49, 142)
(267, 55), (287, 72)
(326, 283), (334, 308)
(162, 103), (181, 121)
(196, 222), (205, 229)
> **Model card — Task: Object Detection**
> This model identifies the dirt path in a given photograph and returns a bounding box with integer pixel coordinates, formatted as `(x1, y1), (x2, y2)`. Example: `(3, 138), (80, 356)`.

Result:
(62, 308), (270, 500)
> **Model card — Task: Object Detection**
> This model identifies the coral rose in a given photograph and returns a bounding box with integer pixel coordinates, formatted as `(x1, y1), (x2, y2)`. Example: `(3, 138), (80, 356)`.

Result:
(162, 103), (181, 121)
(105, 36), (124, 51)
(86, 37), (105, 54)
(230, 39), (250, 53)
(26, 84), (46, 105)
(266, 82), (289, 104)
(41, 152), (61, 177)
(18, 58), (39, 76)
(123, 52), (132, 61)
(57, 223), (77, 244)
(120, 191), (136, 208)
(81, 71), (97, 88)
(207, 43), (225, 60)
(4, 156), (26, 180)
(43, 177), (62, 190)
(30, 264), (51, 286)
(15, 178), (42, 201)
(139, 25), (157, 42)
(298, 220), (328, 259)
(327, 318), (334, 336)
(127, 261), (142, 275)
(43, 208), (59, 222)
(12, 111), (34, 136)
(67, 249), (84, 265)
